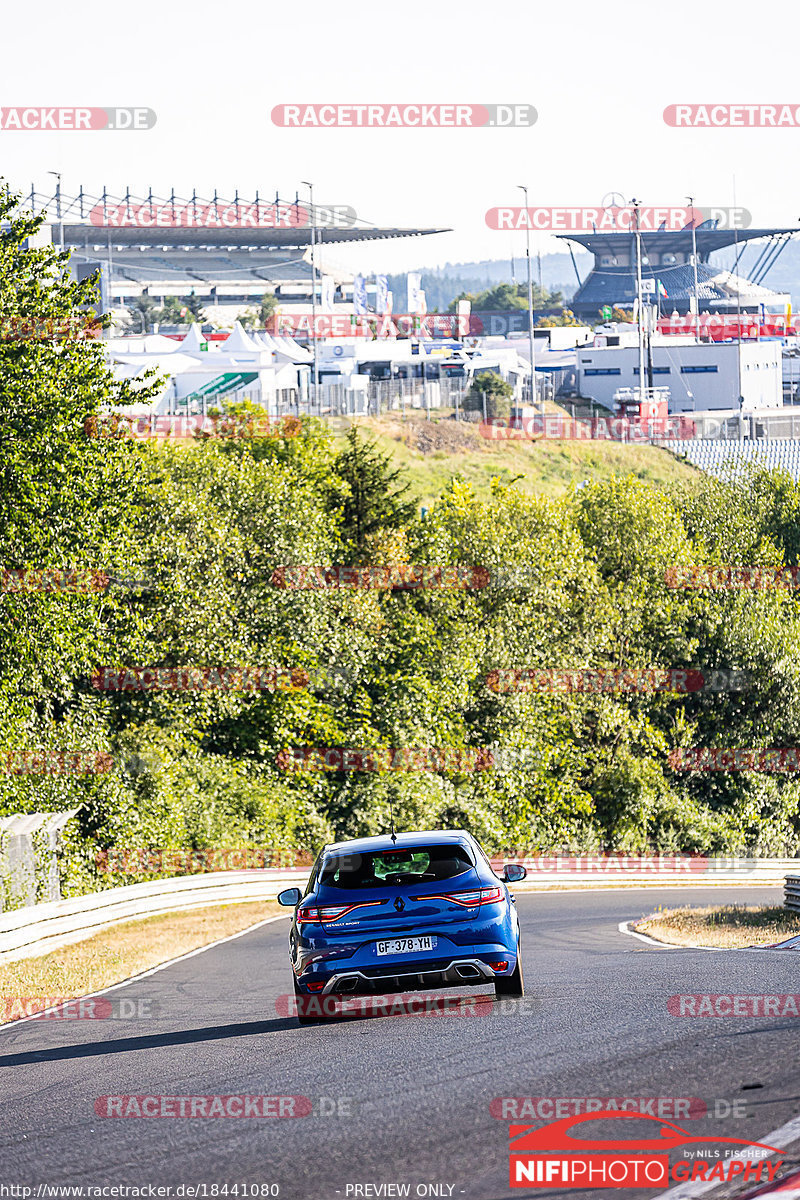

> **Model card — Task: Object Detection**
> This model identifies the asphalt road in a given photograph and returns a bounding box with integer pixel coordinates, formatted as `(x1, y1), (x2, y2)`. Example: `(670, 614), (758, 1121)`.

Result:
(2, 887), (799, 1200)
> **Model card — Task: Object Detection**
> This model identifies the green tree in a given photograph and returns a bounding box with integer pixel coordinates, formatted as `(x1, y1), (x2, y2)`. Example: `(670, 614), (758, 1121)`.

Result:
(184, 291), (205, 322)
(464, 371), (514, 420)
(331, 427), (416, 560)
(449, 282), (563, 313)
(0, 183), (160, 840)
(127, 294), (156, 332)
(240, 293), (279, 330)
(537, 308), (583, 328)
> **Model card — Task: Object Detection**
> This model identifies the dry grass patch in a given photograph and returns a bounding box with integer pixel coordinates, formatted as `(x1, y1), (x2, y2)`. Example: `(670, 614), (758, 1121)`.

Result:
(0, 900), (284, 1022)
(635, 904), (800, 948)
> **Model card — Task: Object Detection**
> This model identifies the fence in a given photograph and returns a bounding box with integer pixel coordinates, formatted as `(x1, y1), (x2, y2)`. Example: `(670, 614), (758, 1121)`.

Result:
(165, 375), (554, 422)
(786, 875), (800, 912)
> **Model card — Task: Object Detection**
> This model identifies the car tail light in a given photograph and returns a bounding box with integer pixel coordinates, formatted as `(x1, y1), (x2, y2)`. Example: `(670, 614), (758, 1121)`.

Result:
(296, 900), (386, 923)
(305, 981), (325, 992)
(489, 961), (509, 971)
(415, 886), (504, 908)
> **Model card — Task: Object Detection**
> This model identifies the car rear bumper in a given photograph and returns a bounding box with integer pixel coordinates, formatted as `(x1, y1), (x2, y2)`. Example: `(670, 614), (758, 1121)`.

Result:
(315, 957), (502, 995)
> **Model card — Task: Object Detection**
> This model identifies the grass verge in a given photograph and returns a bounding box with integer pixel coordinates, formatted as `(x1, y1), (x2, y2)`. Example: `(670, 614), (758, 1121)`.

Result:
(327, 416), (701, 506)
(0, 900), (284, 1022)
(634, 903), (800, 948)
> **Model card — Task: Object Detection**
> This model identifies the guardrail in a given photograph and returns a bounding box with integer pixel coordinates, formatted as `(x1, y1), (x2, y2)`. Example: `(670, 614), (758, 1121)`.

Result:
(492, 857), (800, 885)
(0, 869), (307, 965)
(1, 857), (797, 967)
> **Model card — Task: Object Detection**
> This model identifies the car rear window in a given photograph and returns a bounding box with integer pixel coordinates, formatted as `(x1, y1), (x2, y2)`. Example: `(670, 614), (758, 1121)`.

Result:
(318, 844), (473, 890)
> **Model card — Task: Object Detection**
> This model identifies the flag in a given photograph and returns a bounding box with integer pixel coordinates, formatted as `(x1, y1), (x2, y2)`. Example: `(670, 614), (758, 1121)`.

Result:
(353, 275), (368, 315)
(376, 274), (389, 314)
(456, 298), (471, 339)
(657, 279), (668, 298)
(407, 272), (422, 315)
(321, 275), (335, 311)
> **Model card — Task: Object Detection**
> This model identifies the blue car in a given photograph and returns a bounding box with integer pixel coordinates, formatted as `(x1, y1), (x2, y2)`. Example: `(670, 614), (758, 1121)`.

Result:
(277, 830), (527, 1023)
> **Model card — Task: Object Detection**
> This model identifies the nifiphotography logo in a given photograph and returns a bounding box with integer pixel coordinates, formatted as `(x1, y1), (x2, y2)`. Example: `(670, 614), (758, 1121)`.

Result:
(508, 1110), (783, 1189)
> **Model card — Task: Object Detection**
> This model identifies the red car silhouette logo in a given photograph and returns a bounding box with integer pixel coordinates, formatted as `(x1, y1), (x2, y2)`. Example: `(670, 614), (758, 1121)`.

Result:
(511, 1110), (782, 1154)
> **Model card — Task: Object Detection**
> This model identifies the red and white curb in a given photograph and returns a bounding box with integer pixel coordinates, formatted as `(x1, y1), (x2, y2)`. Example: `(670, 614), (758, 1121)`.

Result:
(738, 1168), (800, 1199)
(652, 1114), (800, 1200)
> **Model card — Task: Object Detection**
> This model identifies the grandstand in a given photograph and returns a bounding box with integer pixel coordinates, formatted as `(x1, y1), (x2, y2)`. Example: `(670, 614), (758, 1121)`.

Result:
(22, 185), (449, 309)
(559, 226), (795, 320)
(663, 438), (800, 481)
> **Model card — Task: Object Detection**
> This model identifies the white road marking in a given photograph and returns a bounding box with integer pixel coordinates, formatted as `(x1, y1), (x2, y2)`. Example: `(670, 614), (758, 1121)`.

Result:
(652, 1114), (800, 1200)
(617, 920), (798, 953)
(0, 913), (290, 1030)
(617, 920), (702, 949)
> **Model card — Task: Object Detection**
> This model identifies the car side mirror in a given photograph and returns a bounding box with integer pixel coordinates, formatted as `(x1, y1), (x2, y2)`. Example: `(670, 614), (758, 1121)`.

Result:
(502, 863), (527, 883)
(277, 887), (302, 907)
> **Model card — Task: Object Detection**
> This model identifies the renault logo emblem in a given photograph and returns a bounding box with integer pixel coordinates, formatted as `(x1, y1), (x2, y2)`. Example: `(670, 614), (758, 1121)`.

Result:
(394, 897), (405, 912)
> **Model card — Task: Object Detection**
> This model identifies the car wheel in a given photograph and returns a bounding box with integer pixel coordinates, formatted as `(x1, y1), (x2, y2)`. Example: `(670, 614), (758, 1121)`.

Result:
(494, 947), (525, 998)
(294, 976), (322, 1025)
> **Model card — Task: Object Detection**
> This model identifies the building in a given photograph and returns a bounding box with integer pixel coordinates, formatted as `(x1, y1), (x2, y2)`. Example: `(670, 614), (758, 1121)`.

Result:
(558, 227), (794, 320)
(577, 331), (782, 412)
(24, 185), (448, 320)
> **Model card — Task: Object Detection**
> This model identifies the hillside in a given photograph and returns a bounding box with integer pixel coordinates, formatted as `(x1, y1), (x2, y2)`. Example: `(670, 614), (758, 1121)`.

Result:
(327, 416), (702, 508)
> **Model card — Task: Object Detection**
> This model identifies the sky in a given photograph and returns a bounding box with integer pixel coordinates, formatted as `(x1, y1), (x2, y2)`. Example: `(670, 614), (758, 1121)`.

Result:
(2, 0), (799, 277)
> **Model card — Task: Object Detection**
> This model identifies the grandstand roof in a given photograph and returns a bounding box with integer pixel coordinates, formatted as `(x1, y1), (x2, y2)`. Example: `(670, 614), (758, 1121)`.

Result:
(59, 223), (448, 249)
(557, 228), (798, 258)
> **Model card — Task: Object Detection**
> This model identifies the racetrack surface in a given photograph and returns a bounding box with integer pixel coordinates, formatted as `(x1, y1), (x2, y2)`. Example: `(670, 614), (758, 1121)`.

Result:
(2, 887), (799, 1200)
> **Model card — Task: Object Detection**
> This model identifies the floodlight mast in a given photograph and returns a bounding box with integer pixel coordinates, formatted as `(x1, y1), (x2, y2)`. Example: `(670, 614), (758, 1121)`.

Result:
(632, 198), (647, 406)
(687, 194), (700, 343)
(517, 184), (539, 414)
(301, 180), (319, 397)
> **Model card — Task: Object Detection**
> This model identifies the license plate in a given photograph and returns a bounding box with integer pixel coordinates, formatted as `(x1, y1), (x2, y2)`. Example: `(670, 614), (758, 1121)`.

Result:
(376, 936), (436, 956)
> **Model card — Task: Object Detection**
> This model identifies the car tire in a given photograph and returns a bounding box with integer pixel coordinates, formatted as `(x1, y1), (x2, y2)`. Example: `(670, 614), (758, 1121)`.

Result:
(294, 976), (323, 1025)
(494, 947), (525, 998)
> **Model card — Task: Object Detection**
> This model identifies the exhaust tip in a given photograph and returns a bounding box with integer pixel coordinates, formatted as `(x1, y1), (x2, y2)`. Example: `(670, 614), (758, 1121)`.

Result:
(455, 964), (481, 980)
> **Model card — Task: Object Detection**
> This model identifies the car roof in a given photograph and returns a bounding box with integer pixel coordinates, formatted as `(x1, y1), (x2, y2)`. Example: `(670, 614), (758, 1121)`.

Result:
(322, 830), (475, 854)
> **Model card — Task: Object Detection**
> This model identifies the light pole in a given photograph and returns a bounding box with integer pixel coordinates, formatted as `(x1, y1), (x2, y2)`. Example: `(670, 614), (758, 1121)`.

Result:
(686, 195), (700, 342)
(48, 170), (64, 251)
(517, 185), (539, 413)
(632, 198), (648, 406)
(301, 180), (319, 402)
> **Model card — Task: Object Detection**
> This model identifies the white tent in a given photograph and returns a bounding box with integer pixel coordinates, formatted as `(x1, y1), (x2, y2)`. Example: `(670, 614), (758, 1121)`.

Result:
(273, 335), (313, 362)
(220, 322), (260, 355)
(107, 333), (179, 355)
(178, 325), (211, 354)
(112, 352), (205, 375)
